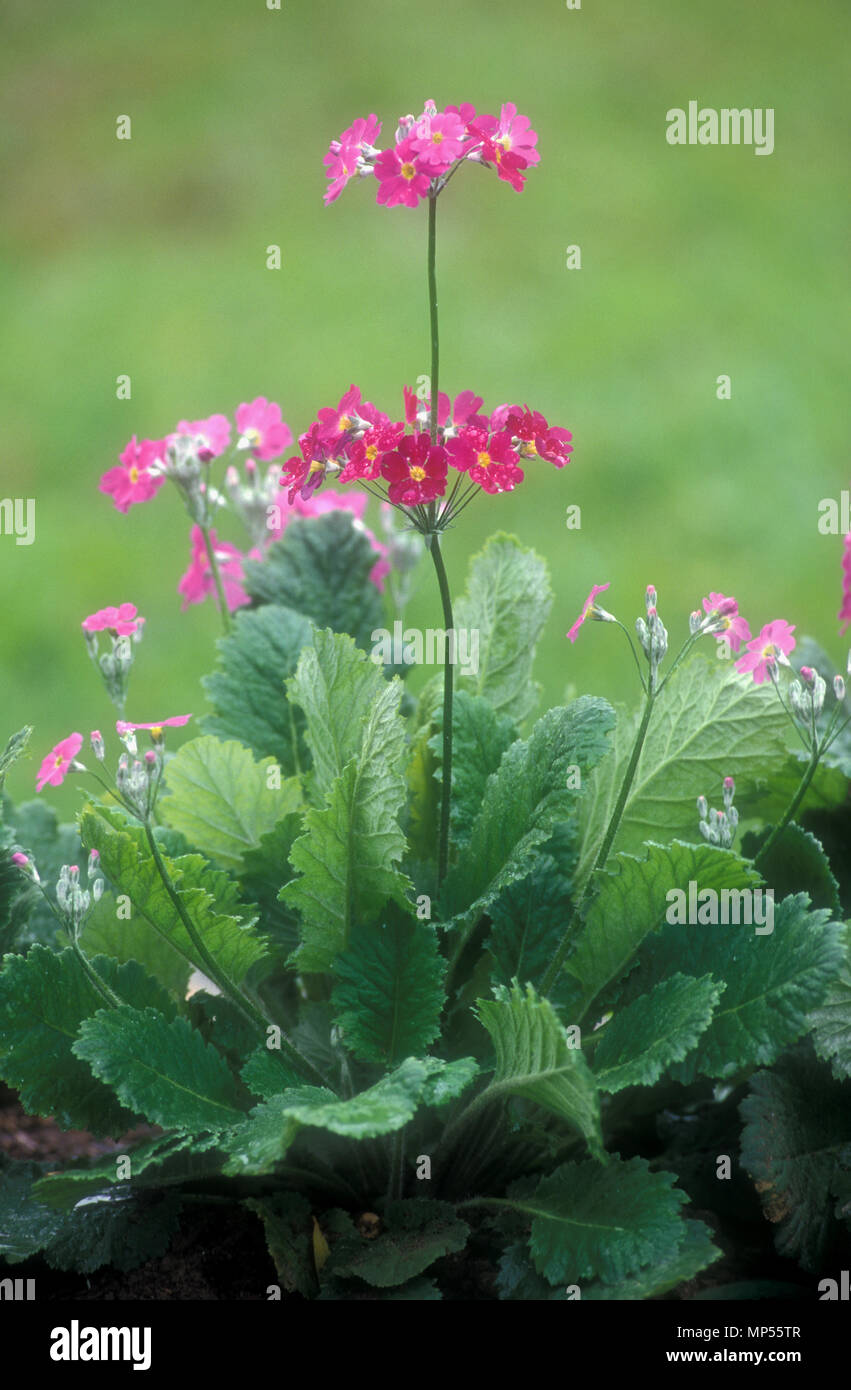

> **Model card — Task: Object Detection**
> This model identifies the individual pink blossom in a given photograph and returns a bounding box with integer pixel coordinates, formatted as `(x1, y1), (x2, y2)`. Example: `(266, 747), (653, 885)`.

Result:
(381, 433), (448, 504)
(100, 436), (167, 513)
(839, 534), (851, 635)
(323, 114), (381, 205)
(403, 386), (485, 432)
(446, 427), (524, 494)
(36, 733), (83, 792)
(11, 852), (29, 866)
(375, 139), (432, 208)
(316, 385), (362, 446)
(701, 592), (751, 653)
(235, 398), (292, 461)
(174, 413), (231, 461)
(177, 525), (256, 612)
(338, 424), (404, 482)
(82, 603), (143, 637)
(411, 108), (467, 171)
(280, 424), (334, 502)
(735, 619), (797, 685)
(475, 103), (540, 167)
(503, 406), (573, 467)
(567, 583), (611, 644)
(116, 716), (192, 734)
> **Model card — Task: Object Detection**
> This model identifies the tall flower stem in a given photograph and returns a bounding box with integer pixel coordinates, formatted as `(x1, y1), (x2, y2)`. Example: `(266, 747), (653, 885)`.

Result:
(427, 193), (440, 443)
(540, 680), (657, 997)
(199, 524), (232, 636)
(429, 532), (454, 889)
(753, 744), (821, 869)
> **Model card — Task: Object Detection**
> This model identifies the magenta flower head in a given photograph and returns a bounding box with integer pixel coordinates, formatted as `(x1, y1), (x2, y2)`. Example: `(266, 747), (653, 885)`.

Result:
(36, 733), (84, 792)
(100, 437), (167, 513)
(235, 398), (292, 462)
(116, 716), (192, 736)
(11, 852), (29, 866)
(567, 583), (613, 644)
(735, 619), (796, 685)
(701, 592), (751, 653)
(323, 114), (382, 205)
(178, 525), (255, 613)
(174, 413), (231, 462)
(82, 603), (143, 637)
(839, 534), (851, 636)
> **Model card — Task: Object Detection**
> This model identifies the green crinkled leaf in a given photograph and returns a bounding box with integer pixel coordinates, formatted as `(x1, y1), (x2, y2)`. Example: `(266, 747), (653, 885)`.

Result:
(201, 604), (312, 772)
(428, 690), (517, 850)
(325, 1200), (469, 1288)
(81, 891), (191, 1001)
(32, 1133), (223, 1210)
(442, 698), (615, 933)
(487, 828), (576, 998)
(162, 735), (302, 871)
(743, 822), (842, 918)
(419, 1055), (479, 1107)
(4, 799), (82, 949)
(621, 893), (844, 1083)
(809, 924), (851, 1080)
(239, 814), (304, 956)
(475, 982), (602, 1157)
(73, 1005), (246, 1132)
(0, 946), (175, 1134)
(575, 656), (845, 896)
(454, 533), (552, 723)
(518, 1156), (689, 1286)
(244, 1193), (317, 1297)
(241, 1046), (305, 1099)
(567, 841), (762, 1015)
(80, 804), (268, 985)
(740, 1050), (851, 1271)
(593, 974), (723, 1093)
(281, 631), (412, 973)
(242, 513), (384, 651)
(0, 726), (31, 791)
(332, 914), (445, 1066)
(0, 1158), (66, 1262)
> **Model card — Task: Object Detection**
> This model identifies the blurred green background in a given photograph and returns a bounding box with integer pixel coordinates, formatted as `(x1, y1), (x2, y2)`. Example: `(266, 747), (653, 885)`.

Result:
(1, 0), (848, 815)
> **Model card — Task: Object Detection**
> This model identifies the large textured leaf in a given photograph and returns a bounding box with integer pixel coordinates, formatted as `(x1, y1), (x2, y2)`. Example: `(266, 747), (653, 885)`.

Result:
(0, 946), (173, 1134)
(332, 914), (445, 1065)
(442, 698), (615, 932)
(245, 1193), (317, 1297)
(517, 1156), (689, 1286)
(475, 982), (602, 1156)
(80, 804), (268, 985)
(809, 924), (851, 1080)
(81, 891), (191, 1000)
(593, 974), (723, 1093)
(162, 736), (302, 871)
(743, 822), (842, 918)
(574, 656), (845, 895)
(201, 604), (312, 771)
(497, 1220), (719, 1300)
(622, 893), (844, 1082)
(0, 1158), (64, 1262)
(281, 631), (411, 973)
(73, 1005), (246, 1131)
(242, 513), (383, 651)
(740, 1051), (851, 1271)
(567, 841), (760, 1015)
(453, 533), (552, 722)
(428, 690), (517, 849)
(239, 814), (304, 956)
(32, 1133), (223, 1210)
(324, 1201), (469, 1288)
(487, 826), (576, 997)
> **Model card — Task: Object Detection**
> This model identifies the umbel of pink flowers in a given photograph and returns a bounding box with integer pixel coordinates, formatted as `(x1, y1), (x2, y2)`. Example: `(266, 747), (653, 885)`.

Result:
(324, 100), (539, 207)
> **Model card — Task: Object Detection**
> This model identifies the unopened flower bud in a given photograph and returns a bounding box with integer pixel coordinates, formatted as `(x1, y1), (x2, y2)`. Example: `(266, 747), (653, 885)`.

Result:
(689, 610), (703, 634)
(92, 878), (104, 903)
(645, 585), (657, 613)
(800, 666), (815, 685)
(90, 729), (105, 761)
(723, 776), (735, 808)
(87, 849), (100, 878)
(834, 675), (846, 702)
(697, 795), (708, 820)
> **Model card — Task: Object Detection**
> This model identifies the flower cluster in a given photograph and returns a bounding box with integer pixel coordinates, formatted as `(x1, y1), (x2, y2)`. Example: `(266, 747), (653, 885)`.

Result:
(280, 385), (571, 527)
(324, 100), (539, 208)
(697, 776), (739, 849)
(82, 602), (145, 711)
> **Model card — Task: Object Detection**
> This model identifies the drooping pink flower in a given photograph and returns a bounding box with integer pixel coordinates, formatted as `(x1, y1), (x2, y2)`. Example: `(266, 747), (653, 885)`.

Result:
(701, 592), (751, 653)
(446, 427), (523, 494)
(82, 603), (143, 637)
(467, 117), (530, 191)
(411, 108), (467, 172)
(100, 436), (167, 513)
(735, 619), (797, 685)
(839, 534), (851, 636)
(567, 583), (612, 644)
(177, 525), (255, 612)
(323, 114), (381, 205)
(36, 733), (84, 792)
(174, 413), (231, 461)
(338, 424), (404, 483)
(375, 139), (432, 208)
(235, 398), (292, 461)
(316, 385), (362, 447)
(280, 424), (334, 503)
(116, 716), (192, 734)
(381, 433), (448, 504)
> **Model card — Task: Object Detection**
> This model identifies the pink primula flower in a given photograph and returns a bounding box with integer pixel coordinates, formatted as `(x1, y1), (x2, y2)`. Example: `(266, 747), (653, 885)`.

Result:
(100, 436), (167, 513)
(174, 413), (231, 460)
(839, 534), (851, 636)
(375, 139), (432, 208)
(411, 108), (467, 171)
(702, 591), (751, 653)
(235, 398), (292, 461)
(82, 603), (142, 637)
(567, 583), (611, 644)
(381, 433), (448, 504)
(477, 103), (540, 166)
(116, 716), (192, 734)
(316, 385), (362, 446)
(446, 427), (524, 494)
(36, 733), (83, 792)
(323, 114), (381, 205)
(178, 525), (256, 612)
(735, 619), (796, 685)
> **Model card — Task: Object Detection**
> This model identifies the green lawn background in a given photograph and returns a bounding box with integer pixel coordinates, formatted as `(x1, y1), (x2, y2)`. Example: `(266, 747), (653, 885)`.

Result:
(1, 0), (847, 815)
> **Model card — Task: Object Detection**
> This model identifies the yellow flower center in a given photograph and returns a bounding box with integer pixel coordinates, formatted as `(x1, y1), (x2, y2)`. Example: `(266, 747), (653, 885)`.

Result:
(400, 161), (416, 181)
(150, 726), (163, 739)
(476, 451), (492, 468)
(498, 134), (511, 151)
(54, 755), (64, 767)
(308, 460), (323, 474)
(129, 465), (139, 483)
(365, 444), (378, 461)
(762, 644), (776, 660)
(431, 131), (444, 144)
(339, 414), (351, 430)
(409, 465), (427, 481)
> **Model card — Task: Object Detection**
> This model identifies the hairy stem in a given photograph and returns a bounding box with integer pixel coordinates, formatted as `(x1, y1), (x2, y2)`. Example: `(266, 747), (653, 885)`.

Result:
(200, 524), (232, 636)
(427, 193), (439, 444)
(429, 533), (454, 889)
